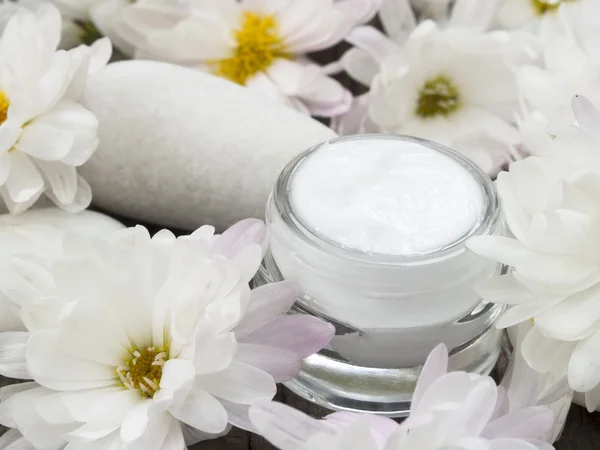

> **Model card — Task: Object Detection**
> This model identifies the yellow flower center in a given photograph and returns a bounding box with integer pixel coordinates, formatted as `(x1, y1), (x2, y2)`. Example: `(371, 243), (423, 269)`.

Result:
(117, 346), (168, 398)
(0, 91), (10, 126)
(212, 12), (291, 85)
(415, 75), (461, 118)
(532, 0), (576, 15)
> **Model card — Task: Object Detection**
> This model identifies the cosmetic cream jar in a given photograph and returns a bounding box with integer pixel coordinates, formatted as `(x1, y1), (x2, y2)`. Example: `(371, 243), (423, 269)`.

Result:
(254, 134), (505, 416)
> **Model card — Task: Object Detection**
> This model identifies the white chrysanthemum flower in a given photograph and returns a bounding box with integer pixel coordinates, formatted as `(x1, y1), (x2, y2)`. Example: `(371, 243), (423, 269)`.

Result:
(468, 96), (600, 413)
(0, 4), (111, 214)
(0, 219), (334, 449)
(250, 344), (555, 450)
(336, 0), (536, 175)
(0, 208), (123, 333)
(517, 0), (600, 156)
(112, 0), (381, 117)
(495, 0), (583, 31)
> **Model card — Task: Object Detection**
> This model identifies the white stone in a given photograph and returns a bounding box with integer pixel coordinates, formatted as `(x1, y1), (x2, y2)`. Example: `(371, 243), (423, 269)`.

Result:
(0, 207), (124, 331)
(80, 60), (337, 231)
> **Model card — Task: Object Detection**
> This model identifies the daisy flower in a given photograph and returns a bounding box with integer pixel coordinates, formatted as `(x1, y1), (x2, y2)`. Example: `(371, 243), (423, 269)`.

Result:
(517, 0), (600, 156)
(250, 344), (555, 450)
(0, 219), (334, 449)
(0, 4), (111, 214)
(112, 0), (381, 117)
(494, 0), (584, 31)
(0, 207), (123, 334)
(468, 96), (600, 413)
(336, 0), (536, 175)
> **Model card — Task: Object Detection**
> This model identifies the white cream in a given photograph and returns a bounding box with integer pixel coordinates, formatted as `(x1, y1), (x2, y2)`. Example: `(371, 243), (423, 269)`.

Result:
(289, 139), (486, 255)
(266, 135), (503, 370)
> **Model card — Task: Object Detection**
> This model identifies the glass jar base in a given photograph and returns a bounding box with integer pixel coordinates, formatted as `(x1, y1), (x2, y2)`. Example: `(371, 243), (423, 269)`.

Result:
(285, 325), (503, 417)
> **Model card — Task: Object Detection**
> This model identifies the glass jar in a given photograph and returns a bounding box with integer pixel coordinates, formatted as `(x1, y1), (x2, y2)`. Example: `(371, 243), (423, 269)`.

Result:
(254, 134), (505, 417)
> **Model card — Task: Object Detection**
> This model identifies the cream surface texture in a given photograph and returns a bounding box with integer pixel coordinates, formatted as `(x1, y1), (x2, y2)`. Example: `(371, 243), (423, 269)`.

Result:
(80, 60), (337, 231)
(268, 137), (501, 366)
(290, 139), (485, 255)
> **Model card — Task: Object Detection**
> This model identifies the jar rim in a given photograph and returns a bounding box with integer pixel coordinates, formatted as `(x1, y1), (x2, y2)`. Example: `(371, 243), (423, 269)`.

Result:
(269, 133), (502, 266)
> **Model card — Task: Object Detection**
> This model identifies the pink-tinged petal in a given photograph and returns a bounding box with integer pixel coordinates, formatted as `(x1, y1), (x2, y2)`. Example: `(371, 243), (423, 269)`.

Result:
(211, 219), (268, 259)
(249, 401), (333, 448)
(0, 332), (29, 379)
(234, 282), (300, 338)
(236, 343), (301, 382)
(232, 244), (263, 284)
(238, 315), (334, 358)
(483, 407), (554, 440)
(568, 329), (600, 392)
(197, 361), (276, 405)
(411, 343), (448, 412)
(169, 387), (228, 434)
(572, 95), (600, 132)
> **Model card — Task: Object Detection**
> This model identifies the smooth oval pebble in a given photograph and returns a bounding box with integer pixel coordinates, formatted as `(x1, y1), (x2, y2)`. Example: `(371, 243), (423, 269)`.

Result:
(0, 207), (124, 331)
(80, 60), (337, 231)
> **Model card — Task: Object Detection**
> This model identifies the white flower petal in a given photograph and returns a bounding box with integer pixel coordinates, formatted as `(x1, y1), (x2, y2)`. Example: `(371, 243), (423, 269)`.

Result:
(197, 361), (276, 405)
(521, 326), (575, 374)
(27, 330), (117, 390)
(120, 399), (152, 442)
(14, 124), (74, 161)
(33, 160), (77, 206)
(238, 315), (334, 359)
(0, 332), (29, 379)
(249, 401), (333, 448)
(568, 329), (600, 392)
(169, 387), (228, 434)
(234, 281), (300, 337)
(235, 343), (301, 382)
(193, 331), (237, 375)
(410, 343), (448, 412)
(3, 152), (44, 204)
